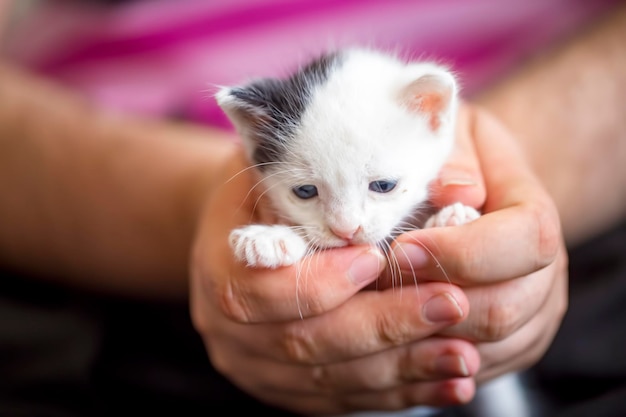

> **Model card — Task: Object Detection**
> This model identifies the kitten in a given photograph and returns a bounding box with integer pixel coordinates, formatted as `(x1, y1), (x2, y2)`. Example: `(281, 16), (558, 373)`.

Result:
(216, 48), (479, 269)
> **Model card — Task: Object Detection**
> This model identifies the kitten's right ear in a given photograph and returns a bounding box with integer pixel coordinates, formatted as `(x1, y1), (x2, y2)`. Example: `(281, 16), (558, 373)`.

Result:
(400, 68), (458, 133)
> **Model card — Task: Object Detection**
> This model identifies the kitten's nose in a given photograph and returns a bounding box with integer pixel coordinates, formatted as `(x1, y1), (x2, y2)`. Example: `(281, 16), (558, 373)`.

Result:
(331, 225), (361, 241)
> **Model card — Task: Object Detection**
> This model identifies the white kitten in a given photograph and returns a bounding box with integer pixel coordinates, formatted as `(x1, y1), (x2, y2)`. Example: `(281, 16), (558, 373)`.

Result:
(217, 48), (479, 268)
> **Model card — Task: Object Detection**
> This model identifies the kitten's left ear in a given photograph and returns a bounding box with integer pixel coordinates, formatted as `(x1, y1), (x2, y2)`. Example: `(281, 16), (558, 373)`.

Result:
(401, 68), (458, 132)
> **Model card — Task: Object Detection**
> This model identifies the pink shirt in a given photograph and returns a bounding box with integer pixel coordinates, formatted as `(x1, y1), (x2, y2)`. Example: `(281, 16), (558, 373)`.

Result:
(3, 0), (619, 129)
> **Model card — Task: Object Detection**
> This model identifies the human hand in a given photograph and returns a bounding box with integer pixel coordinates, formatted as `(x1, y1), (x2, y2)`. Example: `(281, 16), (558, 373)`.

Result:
(189, 148), (482, 415)
(389, 103), (568, 384)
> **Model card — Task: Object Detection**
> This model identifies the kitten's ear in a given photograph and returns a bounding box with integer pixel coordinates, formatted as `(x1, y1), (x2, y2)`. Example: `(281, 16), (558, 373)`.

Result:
(215, 84), (271, 133)
(401, 68), (458, 133)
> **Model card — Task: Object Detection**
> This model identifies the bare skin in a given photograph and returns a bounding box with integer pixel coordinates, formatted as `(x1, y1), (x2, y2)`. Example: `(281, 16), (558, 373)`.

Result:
(476, 3), (626, 247)
(0, 63), (231, 298)
(0, 1), (623, 415)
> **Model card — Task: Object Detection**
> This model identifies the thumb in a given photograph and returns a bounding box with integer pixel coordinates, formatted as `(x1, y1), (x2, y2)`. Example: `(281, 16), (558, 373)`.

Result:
(429, 102), (486, 210)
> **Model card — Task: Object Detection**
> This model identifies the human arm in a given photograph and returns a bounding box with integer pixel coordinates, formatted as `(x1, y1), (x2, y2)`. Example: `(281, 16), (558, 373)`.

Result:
(476, 3), (626, 247)
(0, 61), (238, 298)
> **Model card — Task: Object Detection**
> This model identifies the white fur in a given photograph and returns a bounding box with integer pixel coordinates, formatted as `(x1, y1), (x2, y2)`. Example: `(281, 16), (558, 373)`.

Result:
(221, 48), (478, 268)
(424, 202), (481, 228)
(229, 225), (307, 268)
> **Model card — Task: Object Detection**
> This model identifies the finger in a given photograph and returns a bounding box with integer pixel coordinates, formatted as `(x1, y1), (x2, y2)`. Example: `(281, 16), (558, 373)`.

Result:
(197, 245), (386, 323)
(315, 338), (480, 393)
(473, 263), (567, 383)
(243, 377), (475, 415)
(429, 102), (486, 209)
(257, 378), (476, 415)
(442, 245), (567, 343)
(389, 106), (561, 284)
(209, 336), (479, 397)
(337, 378), (476, 411)
(210, 340), (477, 414)
(277, 284), (468, 364)
(208, 282), (469, 364)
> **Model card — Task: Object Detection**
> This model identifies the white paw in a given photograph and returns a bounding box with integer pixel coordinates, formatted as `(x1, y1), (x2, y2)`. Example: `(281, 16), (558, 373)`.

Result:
(229, 224), (307, 268)
(424, 202), (481, 228)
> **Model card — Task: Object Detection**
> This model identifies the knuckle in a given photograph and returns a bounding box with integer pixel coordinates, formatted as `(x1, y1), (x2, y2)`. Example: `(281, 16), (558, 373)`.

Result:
(215, 279), (254, 323)
(206, 345), (235, 379)
(479, 299), (521, 342)
(396, 345), (423, 382)
(519, 342), (546, 370)
(297, 287), (328, 317)
(310, 365), (334, 393)
(281, 323), (318, 364)
(189, 299), (208, 334)
(529, 200), (562, 267)
(375, 310), (415, 346)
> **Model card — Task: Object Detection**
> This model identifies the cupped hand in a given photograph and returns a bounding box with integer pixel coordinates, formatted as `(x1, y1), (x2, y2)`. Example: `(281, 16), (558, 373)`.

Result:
(390, 103), (568, 384)
(189, 146), (481, 414)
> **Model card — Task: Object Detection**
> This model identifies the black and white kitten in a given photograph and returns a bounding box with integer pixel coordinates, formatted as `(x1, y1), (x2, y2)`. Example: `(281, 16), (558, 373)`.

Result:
(217, 48), (479, 269)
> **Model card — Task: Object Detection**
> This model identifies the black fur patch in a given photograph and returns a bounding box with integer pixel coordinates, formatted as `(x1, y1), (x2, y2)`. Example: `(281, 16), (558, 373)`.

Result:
(229, 51), (343, 168)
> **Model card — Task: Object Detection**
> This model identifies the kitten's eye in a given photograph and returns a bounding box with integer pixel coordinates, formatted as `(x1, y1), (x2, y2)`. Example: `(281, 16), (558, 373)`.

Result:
(369, 180), (397, 193)
(293, 184), (318, 199)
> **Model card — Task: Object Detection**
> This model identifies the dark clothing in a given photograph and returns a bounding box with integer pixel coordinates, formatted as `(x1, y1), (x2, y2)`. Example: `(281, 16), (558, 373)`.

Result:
(0, 275), (291, 416)
(531, 220), (626, 417)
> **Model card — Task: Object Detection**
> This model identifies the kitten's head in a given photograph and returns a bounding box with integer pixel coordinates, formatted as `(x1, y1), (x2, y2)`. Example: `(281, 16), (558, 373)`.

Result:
(217, 48), (458, 249)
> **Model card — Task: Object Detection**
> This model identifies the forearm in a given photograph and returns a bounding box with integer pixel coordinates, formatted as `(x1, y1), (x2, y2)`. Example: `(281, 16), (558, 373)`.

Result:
(0, 62), (238, 299)
(476, 4), (626, 247)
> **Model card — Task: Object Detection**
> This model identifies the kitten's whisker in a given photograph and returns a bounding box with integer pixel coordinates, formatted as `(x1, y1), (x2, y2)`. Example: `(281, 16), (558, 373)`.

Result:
(394, 221), (423, 234)
(379, 240), (396, 292)
(244, 171), (310, 221)
(402, 234), (451, 285)
(225, 161), (289, 184)
(294, 257), (306, 320)
(230, 170), (293, 220)
(294, 234), (324, 320)
(389, 240), (421, 296)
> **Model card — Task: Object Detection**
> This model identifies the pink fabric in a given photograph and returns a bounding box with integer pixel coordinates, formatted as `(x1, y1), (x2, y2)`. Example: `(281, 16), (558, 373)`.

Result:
(2, 0), (619, 128)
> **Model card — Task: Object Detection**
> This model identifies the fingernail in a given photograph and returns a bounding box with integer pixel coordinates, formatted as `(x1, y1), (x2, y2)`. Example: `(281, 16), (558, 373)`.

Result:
(435, 354), (469, 377)
(348, 249), (385, 285)
(393, 243), (429, 271)
(454, 382), (474, 403)
(439, 169), (477, 187)
(423, 293), (464, 323)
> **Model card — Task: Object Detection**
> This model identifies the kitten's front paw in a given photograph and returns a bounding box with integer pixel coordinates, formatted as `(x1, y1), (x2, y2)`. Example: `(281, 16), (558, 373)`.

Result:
(229, 224), (307, 268)
(424, 202), (480, 228)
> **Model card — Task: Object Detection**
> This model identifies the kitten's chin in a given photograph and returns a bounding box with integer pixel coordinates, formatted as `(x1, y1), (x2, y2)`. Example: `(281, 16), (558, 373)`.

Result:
(311, 235), (382, 250)
(311, 239), (350, 250)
